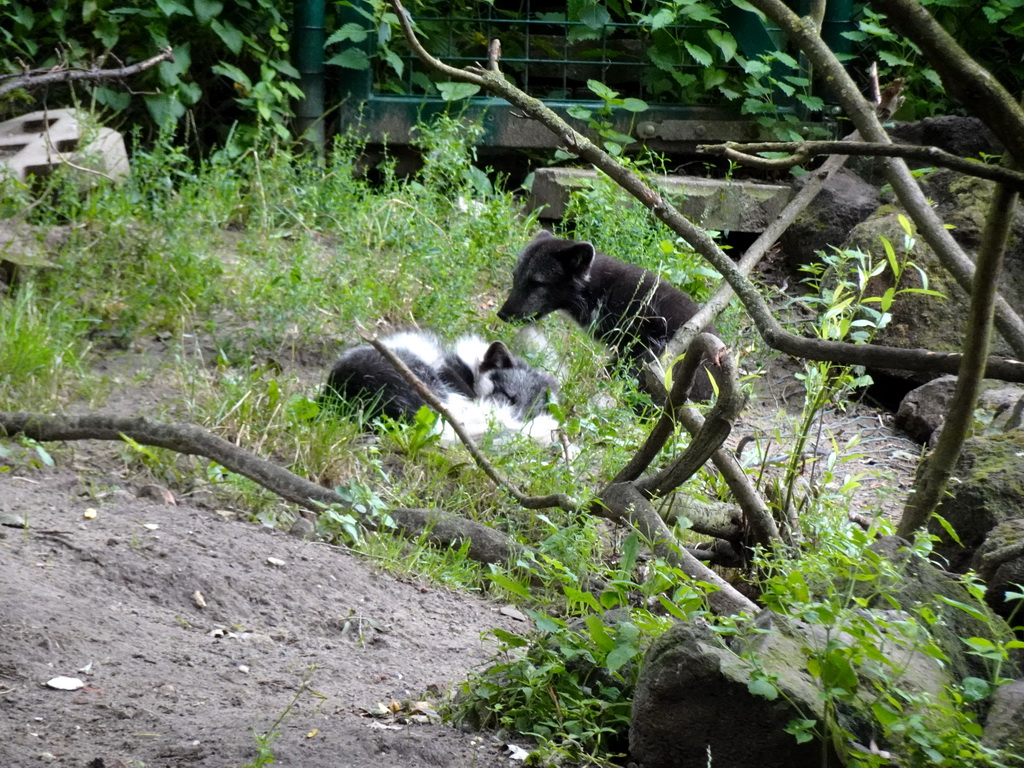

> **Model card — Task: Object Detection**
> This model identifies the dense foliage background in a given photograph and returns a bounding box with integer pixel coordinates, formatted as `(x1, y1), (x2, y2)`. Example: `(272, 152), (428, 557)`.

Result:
(4, 0), (1024, 153)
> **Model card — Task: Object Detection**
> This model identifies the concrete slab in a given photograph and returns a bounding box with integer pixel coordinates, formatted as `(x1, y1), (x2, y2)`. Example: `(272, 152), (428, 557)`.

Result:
(0, 109), (129, 183)
(529, 167), (793, 233)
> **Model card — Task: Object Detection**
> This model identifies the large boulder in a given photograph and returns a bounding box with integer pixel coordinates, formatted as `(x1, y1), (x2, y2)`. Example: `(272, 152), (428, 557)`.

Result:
(895, 377), (1024, 444)
(983, 679), (1024, 756)
(888, 116), (1003, 162)
(779, 169), (881, 271)
(928, 430), (1024, 573)
(972, 519), (1024, 620)
(629, 619), (827, 768)
(630, 537), (1020, 768)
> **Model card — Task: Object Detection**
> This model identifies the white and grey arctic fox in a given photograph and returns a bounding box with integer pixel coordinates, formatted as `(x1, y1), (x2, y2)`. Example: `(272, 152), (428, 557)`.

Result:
(321, 330), (560, 445)
(497, 231), (722, 402)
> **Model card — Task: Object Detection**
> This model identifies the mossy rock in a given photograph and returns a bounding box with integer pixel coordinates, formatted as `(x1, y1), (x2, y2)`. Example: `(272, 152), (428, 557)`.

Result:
(928, 431), (1024, 573)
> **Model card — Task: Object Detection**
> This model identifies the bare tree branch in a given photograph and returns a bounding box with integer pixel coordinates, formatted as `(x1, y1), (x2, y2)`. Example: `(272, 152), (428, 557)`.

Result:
(0, 410), (522, 565)
(599, 482), (759, 616)
(898, 177), (1020, 537)
(746, 0), (1024, 359)
(0, 48), (175, 98)
(701, 140), (1024, 190)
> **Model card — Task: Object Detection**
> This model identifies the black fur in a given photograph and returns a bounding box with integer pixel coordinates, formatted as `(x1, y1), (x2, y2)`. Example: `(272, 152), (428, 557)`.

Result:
(497, 231), (721, 401)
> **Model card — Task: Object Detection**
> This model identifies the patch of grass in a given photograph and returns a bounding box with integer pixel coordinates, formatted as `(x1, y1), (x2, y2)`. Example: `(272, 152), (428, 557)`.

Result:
(0, 281), (87, 408)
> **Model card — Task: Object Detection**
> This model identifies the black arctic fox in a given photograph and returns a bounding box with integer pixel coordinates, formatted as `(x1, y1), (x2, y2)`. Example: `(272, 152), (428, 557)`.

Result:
(497, 231), (721, 401)
(321, 330), (559, 444)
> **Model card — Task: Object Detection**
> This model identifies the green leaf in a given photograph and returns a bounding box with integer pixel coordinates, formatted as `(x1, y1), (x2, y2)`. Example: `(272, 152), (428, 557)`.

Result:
(145, 92), (186, 128)
(436, 81), (480, 101)
(193, 0), (223, 24)
(487, 570), (532, 599)
(586, 79), (618, 101)
(94, 86), (132, 111)
(563, 585), (603, 612)
(747, 677), (778, 700)
(156, 0), (193, 17)
(773, 50), (800, 69)
(620, 97), (649, 113)
(784, 718), (817, 744)
(579, 3), (610, 29)
(605, 642), (637, 672)
(795, 94), (824, 111)
(703, 68), (727, 89)
(383, 49), (404, 78)
(326, 23), (369, 46)
(646, 8), (675, 29)
(490, 628), (529, 648)
(729, 0), (766, 20)
(961, 676), (992, 702)
(936, 595), (990, 623)
(683, 42), (713, 68)
(211, 18), (244, 54)
(212, 62), (251, 89)
(620, 532), (640, 574)
(707, 29), (737, 61)
(326, 48), (371, 70)
(584, 614), (615, 652)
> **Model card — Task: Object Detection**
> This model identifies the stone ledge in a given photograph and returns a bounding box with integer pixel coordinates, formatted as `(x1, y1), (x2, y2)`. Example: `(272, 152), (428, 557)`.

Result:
(530, 167), (792, 233)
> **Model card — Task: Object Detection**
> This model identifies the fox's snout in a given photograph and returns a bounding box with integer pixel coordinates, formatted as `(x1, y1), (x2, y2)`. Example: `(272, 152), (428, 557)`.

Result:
(497, 298), (532, 323)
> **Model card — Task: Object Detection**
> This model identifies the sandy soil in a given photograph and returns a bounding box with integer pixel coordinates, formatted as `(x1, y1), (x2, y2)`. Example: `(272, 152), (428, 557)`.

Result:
(0, 460), (528, 768)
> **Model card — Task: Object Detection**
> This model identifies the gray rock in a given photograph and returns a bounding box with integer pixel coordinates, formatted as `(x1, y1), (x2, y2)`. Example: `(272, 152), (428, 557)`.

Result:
(982, 679), (1024, 755)
(927, 430), (1024, 573)
(972, 519), (1024, 620)
(896, 375), (957, 442)
(779, 169), (881, 271)
(888, 116), (1003, 162)
(629, 620), (826, 768)
(895, 379), (1024, 444)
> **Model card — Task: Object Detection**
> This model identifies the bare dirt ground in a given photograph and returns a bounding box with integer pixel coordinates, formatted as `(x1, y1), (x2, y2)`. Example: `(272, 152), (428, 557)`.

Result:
(0, 458), (528, 768)
(0, 342), (922, 768)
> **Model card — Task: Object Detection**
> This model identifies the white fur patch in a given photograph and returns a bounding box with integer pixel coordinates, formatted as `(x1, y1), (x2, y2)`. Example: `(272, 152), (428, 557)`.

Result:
(437, 395), (559, 447)
(452, 334), (489, 371)
(383, 331), (444, 367)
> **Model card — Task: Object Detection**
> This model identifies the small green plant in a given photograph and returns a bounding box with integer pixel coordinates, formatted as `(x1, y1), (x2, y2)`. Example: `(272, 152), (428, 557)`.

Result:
(455, 535), (707, 765)
(781, 218), (943, 520)
(566, 81), (649, 158)
(241, 666), (324, 768)
(742, 530), (1023, 767)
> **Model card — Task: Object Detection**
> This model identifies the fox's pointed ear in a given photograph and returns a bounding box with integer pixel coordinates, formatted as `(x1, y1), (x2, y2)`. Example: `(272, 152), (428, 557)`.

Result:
(558, 241), (596, 278)
(481, 341), (514, 371)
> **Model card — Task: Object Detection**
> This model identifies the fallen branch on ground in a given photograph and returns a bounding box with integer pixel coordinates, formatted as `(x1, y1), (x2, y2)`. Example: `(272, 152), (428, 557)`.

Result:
(0, 410), (521, 565)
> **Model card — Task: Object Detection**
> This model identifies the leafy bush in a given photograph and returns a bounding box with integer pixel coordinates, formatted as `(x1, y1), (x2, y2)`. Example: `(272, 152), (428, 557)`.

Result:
(844, 0), (1024, 120)
(1, 0), (302, 148)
